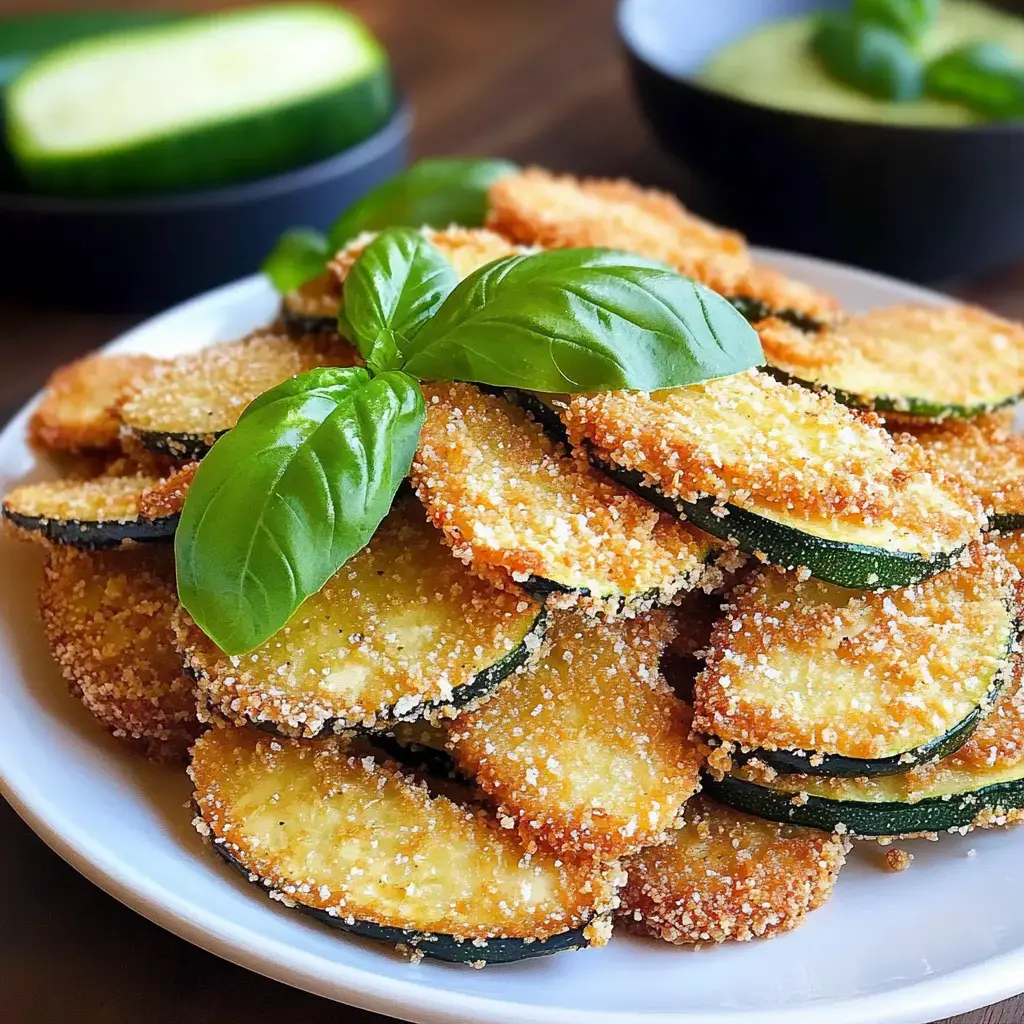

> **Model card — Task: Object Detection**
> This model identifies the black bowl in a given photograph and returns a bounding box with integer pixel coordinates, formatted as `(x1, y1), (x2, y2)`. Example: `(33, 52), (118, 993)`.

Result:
(0, 104), (410, 314)
(618, 0), (1024, 282)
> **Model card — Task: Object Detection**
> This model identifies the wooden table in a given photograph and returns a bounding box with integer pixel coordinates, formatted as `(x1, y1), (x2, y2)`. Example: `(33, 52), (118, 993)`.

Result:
(1, 3), (1021, 1022)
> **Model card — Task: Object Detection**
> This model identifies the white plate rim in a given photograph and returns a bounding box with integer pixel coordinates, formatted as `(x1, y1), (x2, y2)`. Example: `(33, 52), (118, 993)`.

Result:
(1, 249), (1022, 1024)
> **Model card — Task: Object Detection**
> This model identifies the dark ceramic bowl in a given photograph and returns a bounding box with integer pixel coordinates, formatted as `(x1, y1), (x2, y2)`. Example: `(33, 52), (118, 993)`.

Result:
(0, 104), (410, 314)
(618, 0), (1024, 282)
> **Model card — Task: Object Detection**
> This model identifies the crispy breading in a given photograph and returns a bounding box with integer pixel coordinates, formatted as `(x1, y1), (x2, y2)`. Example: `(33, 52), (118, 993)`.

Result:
(760, 304), (1024, 412)
(190, 726), (621, 944)
(28, 353), (160, 454)
(487, 167), (752, 290)
(564, 369), (984, 554)
(282, 270), (343, 322)
(136, 462), (197, 519)
(725, 264), (841, 325)
(38, 545), (198, 761)
(619, 796), (848, 944)
(995, 530), (1024, 581)
(695, 543), (1018, 760)
(411, 383), (716, 615)
(447, 610), (705, 859)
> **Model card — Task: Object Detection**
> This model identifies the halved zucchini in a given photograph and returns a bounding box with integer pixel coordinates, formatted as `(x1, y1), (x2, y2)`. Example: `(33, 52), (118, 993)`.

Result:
(618, 796), (848, 944)
(280, 272), (342, 336)
(190, 726), (620, 963)
(3, 468), (179, 547)
(118, 331), (356, 458)
(564, 369), (984, 590)
(28, 352), (159, 454)
(695, 544), (1019, 776)
(39, 545), (198, 761)
(705, 652), (1024, 837)
(760, 305), (1024, 419)
(447, 610), (705, 859)
(412, 383), (717, 616)
(905, 416), (1024, 531)
(178, 497), (547, 737)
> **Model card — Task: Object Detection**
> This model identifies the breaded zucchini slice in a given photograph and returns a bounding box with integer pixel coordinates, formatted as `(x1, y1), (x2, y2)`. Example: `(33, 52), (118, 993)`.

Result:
(564, 369), (984, 589)
(178, 497), (547, 737)
(190, 726), (620, 963)
(705, 653), (1024, 837)
(136, 461), (198, 520)
(724, 264), (841, 332)
(280, 271), (343, 336)
(695, 543), (1019, 777)
(412, 383), (716, 615)
(118, 331), (357, 458)
(905, 415), (1024, 531)
(447, 610), (705, 859)
(760, 304), (1024, 419)
(3, 467), (179, 547)
(487, 167), (750, 290)
(996, 530), (1024, 577)
(39, 545), (198, 761)
(619, 796), (848, 944)
(28, 352), (159, 454)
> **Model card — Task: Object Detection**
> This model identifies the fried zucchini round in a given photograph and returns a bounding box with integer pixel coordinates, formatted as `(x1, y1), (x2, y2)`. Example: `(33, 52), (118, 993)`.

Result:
(136, 461), (197, 520)
(724, 264), (841, 330)
(280, 271), (343, 335)
(447, 609), (705, 859)
(412, 383), (716, 615)
(619, 796), (848, 944)
(38, 545), (198, 761)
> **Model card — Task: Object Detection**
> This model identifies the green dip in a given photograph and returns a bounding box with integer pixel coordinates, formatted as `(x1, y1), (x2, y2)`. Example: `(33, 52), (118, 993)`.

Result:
(701, 0), (1024, 124)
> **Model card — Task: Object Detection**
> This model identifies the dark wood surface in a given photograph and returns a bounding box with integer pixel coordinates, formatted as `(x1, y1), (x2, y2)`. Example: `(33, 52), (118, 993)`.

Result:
(1, 3), (1021, 1023)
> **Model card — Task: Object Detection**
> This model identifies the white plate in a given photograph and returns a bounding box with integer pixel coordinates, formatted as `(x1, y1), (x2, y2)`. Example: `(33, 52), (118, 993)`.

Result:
(1, 250), (1022, 1024)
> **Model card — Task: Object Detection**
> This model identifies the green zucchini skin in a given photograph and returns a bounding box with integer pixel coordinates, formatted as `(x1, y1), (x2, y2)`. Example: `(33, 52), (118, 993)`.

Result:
(593, 457), (961, 590)
(130, 428), (220, 461)
(211, 839), (594, 963)
(280, 310), (338, 338)
(728, 297), (825, 334)
(702, 771), (1024, 837)
(1, 506), (177, 549)
(993, 512), (1024, 533)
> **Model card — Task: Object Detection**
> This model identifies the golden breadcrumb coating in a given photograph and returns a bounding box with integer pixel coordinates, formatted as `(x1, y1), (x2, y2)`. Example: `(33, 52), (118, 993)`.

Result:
(995, 531), (1024, 587)
(725, 264), (841, 325)
(190, 726), (621, 944)
(282, 271), (343, 322)
(412, 383), (717, 614)
(38, 545), (198, 761)
(136, 462), (197, 519)
(695, 543), (1018, 760)
(760, 304), (1024, 412)
(447, 610), (705, 859)
(487, 168), (751, 291)
(564, 369), (984, 555)
(619, 797), (848, 944)
(28, 353), (160, 454)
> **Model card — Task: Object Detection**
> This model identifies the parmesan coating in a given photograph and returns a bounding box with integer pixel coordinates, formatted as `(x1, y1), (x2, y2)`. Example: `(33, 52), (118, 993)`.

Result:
(902, 415), (1024, 524)
(619, 797), (848, 944)
(412, 383), (716, 614)
(695, 543), (1019, 760)
(995, 531), (1024, 591)
(118, 331), (357, 448)
(282, 271), (343, 323)
(178, 498), (545, 736)
(447, 610), (705, 859)
(726, 264), (841, 326)
(28, 353), (160, 454)
(564, 369), (984, 555)
(137, 462), (197, 520)
(190, 726), (621, 943)
(38, 546), (198, 761)
(487, 168), (751, 291)
(760, 304), (1024, 412)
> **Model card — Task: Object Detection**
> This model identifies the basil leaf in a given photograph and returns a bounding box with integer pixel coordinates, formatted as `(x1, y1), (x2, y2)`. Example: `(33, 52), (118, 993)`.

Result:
(926, 42), (1024, 118)
(401, 248), (763, 393)
(175, 367), (425, 655)
(328, 157), (517, 249)
(340, 228), (458, 371)
(261, 227), (329, 295)
(852, 0), (939, 42)
(811, 14), (925, 101)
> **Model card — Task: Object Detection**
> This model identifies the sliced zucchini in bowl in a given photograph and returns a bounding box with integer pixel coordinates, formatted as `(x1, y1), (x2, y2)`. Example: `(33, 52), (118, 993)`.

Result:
(177, 497), (548, 737)
(118, 331), (357, 458)
(694, 544), (1020, 777)
(703, 653), (1024, 837)
(564, 370), (984, 590)
(2, 468), (179, 547)
(412, 383), (718, 616)
(190, 725), (620, 963)
(760, 305), (1024, 419)
(447, 609), (705, 859)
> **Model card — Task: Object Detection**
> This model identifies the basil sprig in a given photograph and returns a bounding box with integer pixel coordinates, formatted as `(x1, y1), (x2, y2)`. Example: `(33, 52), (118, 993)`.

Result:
(261, 227), (330, 295)
(851, 0), (939, 43)
(926, 42), (1024, 118)
(176, 367), (424, 655)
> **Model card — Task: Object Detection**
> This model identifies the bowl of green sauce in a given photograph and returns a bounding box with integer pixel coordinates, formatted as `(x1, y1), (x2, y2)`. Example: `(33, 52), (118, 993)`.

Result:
(618, 0), (1024, 281)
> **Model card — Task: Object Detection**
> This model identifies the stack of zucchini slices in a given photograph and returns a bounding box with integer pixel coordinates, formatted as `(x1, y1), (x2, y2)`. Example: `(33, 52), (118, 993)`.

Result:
(6, 167), (1024, 966)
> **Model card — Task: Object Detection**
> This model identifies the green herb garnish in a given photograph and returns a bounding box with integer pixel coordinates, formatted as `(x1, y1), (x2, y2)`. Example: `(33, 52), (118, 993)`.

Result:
(851, 0), (940, 43)
(926, 42), (1024, 118)
(260, 227), (330, 295)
